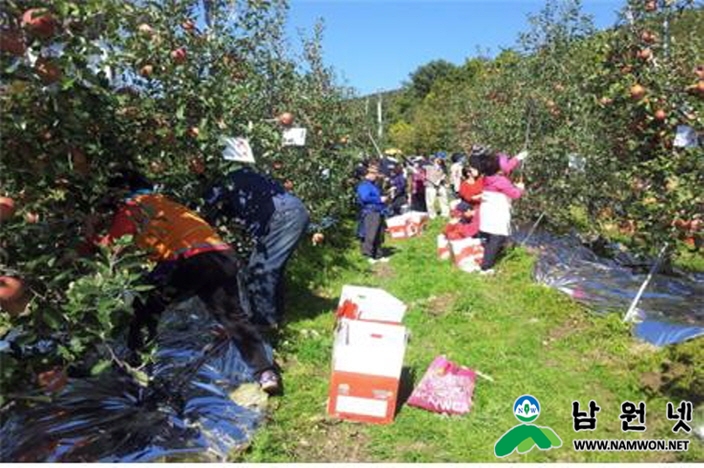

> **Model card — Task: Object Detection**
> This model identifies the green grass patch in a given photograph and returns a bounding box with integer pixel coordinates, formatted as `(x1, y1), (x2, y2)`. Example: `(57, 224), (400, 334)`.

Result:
(237, 221), (703, 462)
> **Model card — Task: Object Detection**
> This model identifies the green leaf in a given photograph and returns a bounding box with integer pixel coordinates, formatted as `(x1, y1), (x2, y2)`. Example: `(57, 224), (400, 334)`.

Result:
(90, 359), (112, 376)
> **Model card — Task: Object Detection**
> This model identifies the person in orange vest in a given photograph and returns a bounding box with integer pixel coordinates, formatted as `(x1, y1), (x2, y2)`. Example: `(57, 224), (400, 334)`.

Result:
(87, 169), (281, 394)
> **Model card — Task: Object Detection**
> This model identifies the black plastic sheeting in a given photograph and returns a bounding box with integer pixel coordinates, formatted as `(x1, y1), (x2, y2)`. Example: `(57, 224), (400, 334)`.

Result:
(0, 298), (270, 462)
(514, 229), (704, 347)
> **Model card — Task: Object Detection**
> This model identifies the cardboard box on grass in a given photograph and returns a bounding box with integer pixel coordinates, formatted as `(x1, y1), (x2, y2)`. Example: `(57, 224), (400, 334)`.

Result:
(327, 318), (408, 424)
(386, 213), (411, 239)
(336, 285), (406, 325)
(385, 211), (429, 239)
(449, 237), (484, 273)
(406, 211), (429, 234)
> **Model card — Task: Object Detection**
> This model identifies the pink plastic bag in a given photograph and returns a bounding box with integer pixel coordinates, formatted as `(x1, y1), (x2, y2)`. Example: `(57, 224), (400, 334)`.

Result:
(407, 355), (476, 415)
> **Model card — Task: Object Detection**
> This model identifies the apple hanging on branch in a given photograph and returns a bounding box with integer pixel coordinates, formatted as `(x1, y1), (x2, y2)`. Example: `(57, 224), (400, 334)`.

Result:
(311, 232), (325, 245)
(187, 126), (200, 138)
(182, 19), (196, 33)
(24, 212), (39, 224)
(137, 23), (155, 37)
(0, 276), (24, 303)
(630, 84), (646, 101)
(278, 112), (294, 126)
(139, 64), (154, 77)
(21, 8), (58, 39)
(640, 30), (657, 43)
(34, 57), (62, 84)
(171, 47), (187, 64)
(0, 196), (16, 221)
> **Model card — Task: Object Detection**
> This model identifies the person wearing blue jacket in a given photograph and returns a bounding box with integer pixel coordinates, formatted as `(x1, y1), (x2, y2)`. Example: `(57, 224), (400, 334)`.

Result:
(356, 165), (389, 263)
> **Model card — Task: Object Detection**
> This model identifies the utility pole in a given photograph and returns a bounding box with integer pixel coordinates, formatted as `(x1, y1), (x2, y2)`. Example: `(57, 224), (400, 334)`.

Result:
(377, 91), (383, 144)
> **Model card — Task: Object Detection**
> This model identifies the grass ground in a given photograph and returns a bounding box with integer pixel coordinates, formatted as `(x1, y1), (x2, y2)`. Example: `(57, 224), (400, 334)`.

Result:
(236, 220), (703, 462)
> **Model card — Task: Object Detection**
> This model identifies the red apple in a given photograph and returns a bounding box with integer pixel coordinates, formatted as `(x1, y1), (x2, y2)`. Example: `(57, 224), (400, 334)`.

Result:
(34, 57), (62, 84)
(630, 84), (646, 101)
(0, 276), (24, 302)
(24, 212), (39, 224)
(311, 232), (324, 245)
(272, 161), (283, 170)
(1, 293), (30, 316)
(278, 112), (294, 126)
(187, 126), (199, 138)
(21, 8), (57, 39)
(654, 109), (667, 121)
(182, 19), (196, 32)
(139, 64), (154, 77)
(637, 48), (652, 60)
(137, 23), (154, 37)
(38, 368), (67, 393)
(0, 197), (16, 221)
(188, 156), (205, 174)
(696, 65), (704, 80)
(0, 29), (26, 56)
(640, 30), (656, 43)
(645, 1), (657, 12)
(171, 47), (187, 64)
(149, 161), (165, 174)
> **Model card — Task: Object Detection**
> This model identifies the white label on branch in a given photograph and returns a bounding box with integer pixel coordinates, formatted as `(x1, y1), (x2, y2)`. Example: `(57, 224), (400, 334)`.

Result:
(282, 127), (307, 146)
(673, 125), (699, 148)
(222, 136), (255, 163)
(568, 153), (585, 172)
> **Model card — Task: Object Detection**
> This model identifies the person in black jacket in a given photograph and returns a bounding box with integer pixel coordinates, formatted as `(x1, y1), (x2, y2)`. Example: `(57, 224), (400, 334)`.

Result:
(204, 167), (310, 330)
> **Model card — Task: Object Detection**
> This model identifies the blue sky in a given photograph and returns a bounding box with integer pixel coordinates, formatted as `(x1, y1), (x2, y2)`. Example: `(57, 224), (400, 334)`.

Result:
(285, 0), (624, 96)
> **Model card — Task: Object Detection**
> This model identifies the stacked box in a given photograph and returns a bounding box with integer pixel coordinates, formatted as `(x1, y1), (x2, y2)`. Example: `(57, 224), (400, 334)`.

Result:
(449, 237), (484, 272)
(328, 286), (408, 424)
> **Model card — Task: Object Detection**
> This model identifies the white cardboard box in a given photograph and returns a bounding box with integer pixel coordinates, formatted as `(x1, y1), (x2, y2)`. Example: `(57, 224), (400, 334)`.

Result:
(337, 285), (407, 324)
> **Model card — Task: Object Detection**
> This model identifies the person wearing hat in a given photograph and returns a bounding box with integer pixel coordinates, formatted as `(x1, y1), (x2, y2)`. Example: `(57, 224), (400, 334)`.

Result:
(203, 167), (310, 331)
(356, 164), (389, 263)
(424, 155), (450, 219)
(86, 169), (282, 394)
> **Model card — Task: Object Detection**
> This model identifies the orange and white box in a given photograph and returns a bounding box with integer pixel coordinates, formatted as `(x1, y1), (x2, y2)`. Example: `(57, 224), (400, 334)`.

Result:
(406, 211), (429, 235)
(327, 318), (408, 424)
(449, 237), (484, 272)
(336, 285), (406, 324)
(386, 214), (411, 239)
(386, 211), (429, 239)
(437, 234), (451, 260)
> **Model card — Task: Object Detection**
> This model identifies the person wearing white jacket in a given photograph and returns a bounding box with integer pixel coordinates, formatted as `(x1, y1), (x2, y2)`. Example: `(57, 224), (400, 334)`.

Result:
(478, 153), (525, 274)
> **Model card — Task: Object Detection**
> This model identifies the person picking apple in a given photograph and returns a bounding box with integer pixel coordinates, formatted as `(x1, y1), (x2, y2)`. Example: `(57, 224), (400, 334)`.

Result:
(202, 166), (310, 330)
(477, 152), (525, 274)
(88, 169), (282, 394)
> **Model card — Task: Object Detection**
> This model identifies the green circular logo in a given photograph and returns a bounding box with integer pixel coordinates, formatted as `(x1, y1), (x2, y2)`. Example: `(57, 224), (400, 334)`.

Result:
(513, 395), (540, 423)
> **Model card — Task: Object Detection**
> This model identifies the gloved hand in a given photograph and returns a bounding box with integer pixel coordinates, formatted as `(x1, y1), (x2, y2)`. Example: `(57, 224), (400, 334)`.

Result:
(516, 150), (530, 161)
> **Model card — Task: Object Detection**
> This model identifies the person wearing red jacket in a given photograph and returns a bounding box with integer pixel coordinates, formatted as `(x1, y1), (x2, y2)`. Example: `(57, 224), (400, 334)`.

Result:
(88, 169), (281, 394)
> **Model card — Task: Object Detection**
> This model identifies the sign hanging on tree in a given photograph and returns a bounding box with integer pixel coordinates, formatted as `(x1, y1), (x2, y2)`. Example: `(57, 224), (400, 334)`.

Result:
(282, 127), (307, 146)
(221, 137), (255, 163)
(673, 125), (699, 148)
